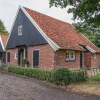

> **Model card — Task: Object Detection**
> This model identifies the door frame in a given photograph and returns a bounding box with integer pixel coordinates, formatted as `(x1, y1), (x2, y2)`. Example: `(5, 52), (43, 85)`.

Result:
(18, 46), (27, 66)
(80, 51), (84, 68)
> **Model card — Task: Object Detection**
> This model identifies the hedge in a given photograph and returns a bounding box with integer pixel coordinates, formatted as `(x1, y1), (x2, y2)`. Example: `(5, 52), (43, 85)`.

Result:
(8, 66), (53, 81)
(71, 70), (88, 83)
(8, 66), (88, 85)
(52, 68), (72, 85)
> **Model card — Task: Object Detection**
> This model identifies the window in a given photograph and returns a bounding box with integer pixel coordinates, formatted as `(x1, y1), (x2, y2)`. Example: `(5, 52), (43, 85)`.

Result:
(18, 25), (22, 35)
(15, 52), (18, 59)
(7, 52), (10, 62)
(66, 51), (75, 61)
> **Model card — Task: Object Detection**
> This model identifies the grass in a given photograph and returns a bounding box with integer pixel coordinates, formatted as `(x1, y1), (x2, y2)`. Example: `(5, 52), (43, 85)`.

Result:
(90, 74), (100, 82)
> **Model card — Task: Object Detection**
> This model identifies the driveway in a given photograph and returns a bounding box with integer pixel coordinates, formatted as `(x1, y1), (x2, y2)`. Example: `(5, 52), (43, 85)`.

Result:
(0, 72), (99, 100)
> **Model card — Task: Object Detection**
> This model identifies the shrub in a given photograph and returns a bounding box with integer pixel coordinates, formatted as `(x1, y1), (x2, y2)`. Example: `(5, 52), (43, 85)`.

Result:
(45, 70), (53, 82)
(8, 66), (53, 81)
(52, 68), (72, 85)
(25, 68), (47, 80)
(8, 66), (25, 75)
(90, 74), (100, 82)
(71, 70), (88, 83)
(8, 66), (87, 85)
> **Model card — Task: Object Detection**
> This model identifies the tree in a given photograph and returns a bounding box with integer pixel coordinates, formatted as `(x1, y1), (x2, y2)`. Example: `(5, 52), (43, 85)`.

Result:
(84, 33), (100, 48)
(95, 34), (100, 47)
(0, 19), (8, 35)
(49, 0), (100, 34)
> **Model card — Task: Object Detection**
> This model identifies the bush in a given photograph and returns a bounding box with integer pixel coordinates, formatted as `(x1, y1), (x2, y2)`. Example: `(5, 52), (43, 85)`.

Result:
(8, 66), (52, 81)
(71, 70), (88, 83)
(8, 66), (87, 85)
(8, 66), (25, 75)
(25, 68), (46, 80)
(52, 68), (72, 85)
(90, 74), (100, 82)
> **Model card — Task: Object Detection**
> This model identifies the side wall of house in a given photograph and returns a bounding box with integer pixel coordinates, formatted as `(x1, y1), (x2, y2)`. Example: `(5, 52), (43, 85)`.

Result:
(6, 48), (18, 65)
(96, 53), (100, 67)
(54, 50), (80, 69)
(27, 44), (55, 70)
(84, 52), (100, 68)
(91, 53), (97, 67)
(84, 52), (91, 67)
(6, 46), (81, 69)
(6, 44), (55, 70)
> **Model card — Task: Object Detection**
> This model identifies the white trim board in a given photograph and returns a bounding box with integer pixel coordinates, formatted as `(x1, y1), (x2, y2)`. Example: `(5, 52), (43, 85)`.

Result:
(0, 36), (5, 51)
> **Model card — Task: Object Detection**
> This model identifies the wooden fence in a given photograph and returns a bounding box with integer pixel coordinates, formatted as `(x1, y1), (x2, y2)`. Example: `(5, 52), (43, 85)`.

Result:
(85, 67), (100, 76)
(71, 67), (100, 78)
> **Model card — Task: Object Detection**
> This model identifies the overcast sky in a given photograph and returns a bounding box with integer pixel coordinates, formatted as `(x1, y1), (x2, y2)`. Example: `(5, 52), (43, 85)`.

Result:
(0, 0), (74, 32)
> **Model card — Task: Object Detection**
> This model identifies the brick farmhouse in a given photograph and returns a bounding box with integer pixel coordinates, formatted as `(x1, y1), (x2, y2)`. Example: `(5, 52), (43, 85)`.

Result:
(5, 6), (100, 70)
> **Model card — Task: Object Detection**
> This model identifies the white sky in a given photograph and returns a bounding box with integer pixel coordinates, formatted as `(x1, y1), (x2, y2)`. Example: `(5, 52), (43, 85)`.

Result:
(0, 0), (74, 32)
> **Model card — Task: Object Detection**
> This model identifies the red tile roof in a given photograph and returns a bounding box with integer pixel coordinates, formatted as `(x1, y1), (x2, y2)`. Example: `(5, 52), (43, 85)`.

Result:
(0, 35), (8, 47)
(24, 7), (100, 52)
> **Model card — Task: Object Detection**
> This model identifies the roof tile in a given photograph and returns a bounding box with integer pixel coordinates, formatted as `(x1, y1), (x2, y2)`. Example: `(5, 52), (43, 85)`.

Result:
(24, 7), (99, 52)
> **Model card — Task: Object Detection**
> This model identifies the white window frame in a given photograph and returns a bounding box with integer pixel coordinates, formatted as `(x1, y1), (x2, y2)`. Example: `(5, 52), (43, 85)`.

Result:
(66, 51), (75, 61)
(18, 25), (22, 35)
(15, 52), (18, 59)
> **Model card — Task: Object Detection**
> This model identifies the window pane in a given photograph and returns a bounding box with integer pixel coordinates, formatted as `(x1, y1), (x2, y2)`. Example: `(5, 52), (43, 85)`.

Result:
(66, 51), (75, 61)
(18, 26), (22, 35)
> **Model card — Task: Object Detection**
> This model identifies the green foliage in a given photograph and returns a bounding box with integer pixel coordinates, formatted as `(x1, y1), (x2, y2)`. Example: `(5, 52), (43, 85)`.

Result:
(84, 33), (100, 48)
(94, 34), (100, 48)
(49, 0), (100, 34)
(71, 70), (88, 83)
(8, 66), (53, 81)
(52, 68), (72, 85)
(0, 19), (8, 34)
(25, 68), (45, 79)
(90, 74), (100, 82)
(8, 66), (87, 85)
(8, 66), (25, 75)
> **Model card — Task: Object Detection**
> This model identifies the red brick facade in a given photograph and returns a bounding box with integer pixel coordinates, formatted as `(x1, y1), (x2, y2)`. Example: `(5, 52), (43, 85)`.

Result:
(84, 52), (100, 67)
(6, 44), (55, 70)
(6, 44), (82, 70)
(96, 53), (100, 67)
(27, 45), (55, 70)
(54, 50), (80, 69)
(6, 48), (18, 65)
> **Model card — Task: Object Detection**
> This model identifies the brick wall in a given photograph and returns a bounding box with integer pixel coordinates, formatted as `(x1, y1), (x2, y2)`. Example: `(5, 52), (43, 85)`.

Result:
(96, 53), (100, 67)
(6, 46), (100, 69)
(6, 48), (18, 65)
(27, 44), (55, 70)
(84, 52), (100, 67)
(6, 44), (55, 70)
(6, 45), (90, 70)
(84, 52), (91, 67)
(54, 50), (80, 69)
(91, 53), (97, 67)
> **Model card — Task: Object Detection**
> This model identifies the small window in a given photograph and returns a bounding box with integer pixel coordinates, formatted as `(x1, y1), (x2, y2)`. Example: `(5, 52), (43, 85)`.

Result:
(15, 52), (18, 59)
(18, 25), (22, 35)
(66, 51), (75, 61)
(7, 52), (10, 62)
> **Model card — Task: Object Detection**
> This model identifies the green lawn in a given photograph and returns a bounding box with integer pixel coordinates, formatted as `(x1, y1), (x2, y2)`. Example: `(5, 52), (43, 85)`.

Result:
(90, 74), (100, 82)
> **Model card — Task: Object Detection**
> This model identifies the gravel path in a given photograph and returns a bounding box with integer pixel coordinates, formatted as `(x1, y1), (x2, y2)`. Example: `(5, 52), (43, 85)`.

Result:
(0, 72), (100, 100)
